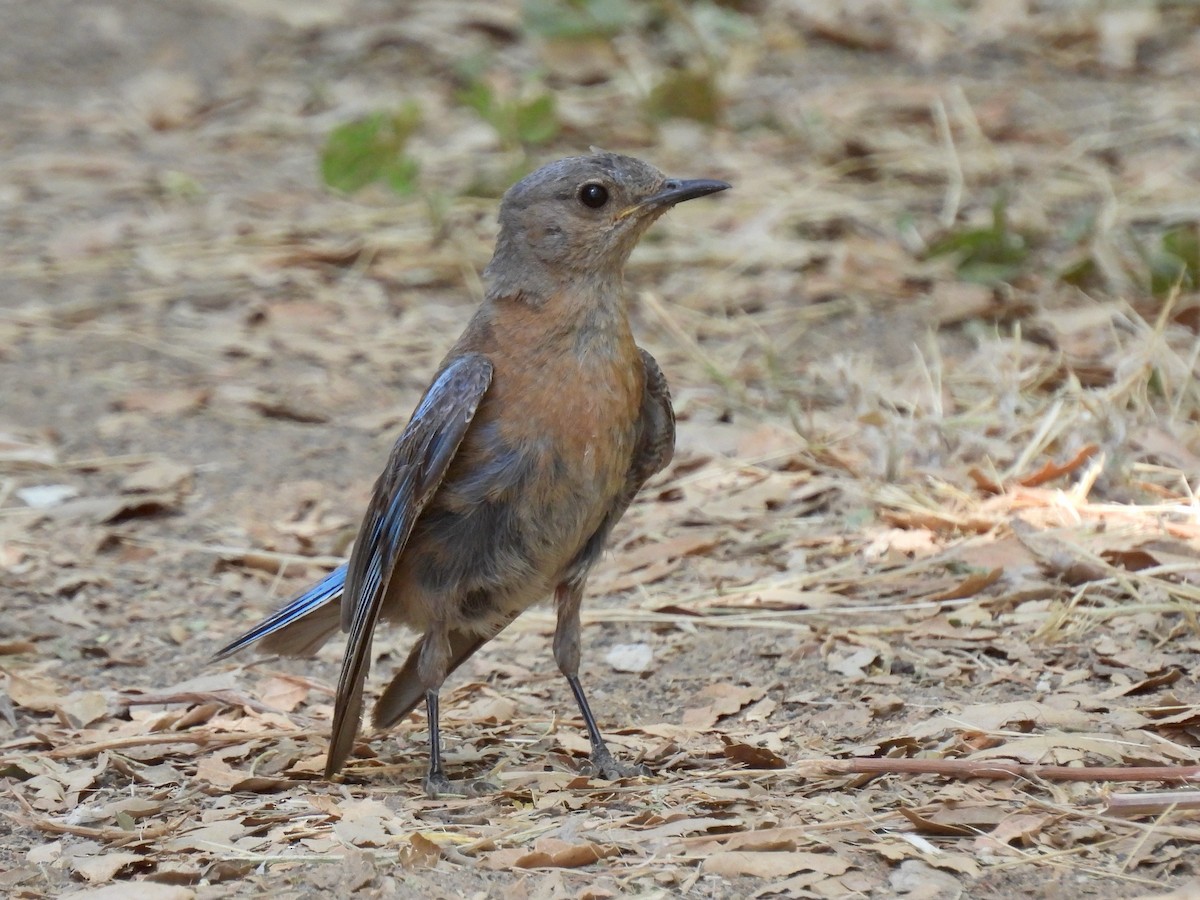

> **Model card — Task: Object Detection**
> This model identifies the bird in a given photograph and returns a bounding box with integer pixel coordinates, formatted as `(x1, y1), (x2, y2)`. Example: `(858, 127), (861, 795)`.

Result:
(214, 151), (729, 797)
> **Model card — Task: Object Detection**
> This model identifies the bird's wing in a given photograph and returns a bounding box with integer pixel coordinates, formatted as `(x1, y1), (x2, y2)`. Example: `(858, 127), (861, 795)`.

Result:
(602, 348), (676, 529)
(212, 564), (346, 660)
(327, 353), (494, 776)
(626, 348), (676, 494)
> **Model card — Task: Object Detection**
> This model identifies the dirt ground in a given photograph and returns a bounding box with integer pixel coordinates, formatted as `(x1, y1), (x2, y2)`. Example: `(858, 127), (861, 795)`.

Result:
(3, 1), (1200, 897)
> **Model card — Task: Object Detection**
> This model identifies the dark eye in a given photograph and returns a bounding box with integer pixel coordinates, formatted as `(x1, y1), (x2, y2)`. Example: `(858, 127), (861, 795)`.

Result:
(578, 182), (609, 209)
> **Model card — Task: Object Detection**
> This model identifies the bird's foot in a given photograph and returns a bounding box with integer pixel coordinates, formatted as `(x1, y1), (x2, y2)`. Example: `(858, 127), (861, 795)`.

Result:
(581, 745), (651, 781)
(423, 771), (498, 799)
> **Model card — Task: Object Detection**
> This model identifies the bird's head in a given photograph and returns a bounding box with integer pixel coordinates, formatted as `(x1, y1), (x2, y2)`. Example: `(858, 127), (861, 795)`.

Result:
(486, 151), (729, 301)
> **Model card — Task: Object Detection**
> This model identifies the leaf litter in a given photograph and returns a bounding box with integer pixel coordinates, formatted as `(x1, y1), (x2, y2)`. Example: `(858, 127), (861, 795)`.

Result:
(4, 1), (1200, 898)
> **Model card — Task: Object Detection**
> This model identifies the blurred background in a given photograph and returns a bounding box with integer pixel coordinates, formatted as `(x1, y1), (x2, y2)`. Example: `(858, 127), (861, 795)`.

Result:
(4, 1), (1200, 896)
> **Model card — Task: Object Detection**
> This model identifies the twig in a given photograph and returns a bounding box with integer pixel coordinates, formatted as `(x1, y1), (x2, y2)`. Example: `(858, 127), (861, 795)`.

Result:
(1106, 790), (1200, 817)
(800, 757), (1200, 783)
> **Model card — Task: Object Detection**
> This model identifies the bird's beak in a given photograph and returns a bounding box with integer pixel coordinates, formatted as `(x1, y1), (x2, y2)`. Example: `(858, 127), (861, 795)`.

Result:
(618, 178), (730, 220)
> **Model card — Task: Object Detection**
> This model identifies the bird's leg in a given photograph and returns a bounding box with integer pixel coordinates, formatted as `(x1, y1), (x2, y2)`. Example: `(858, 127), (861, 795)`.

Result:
(419, 630), (497, 798)
(554, 581), (650, 780)
(422, 689), (454, 796)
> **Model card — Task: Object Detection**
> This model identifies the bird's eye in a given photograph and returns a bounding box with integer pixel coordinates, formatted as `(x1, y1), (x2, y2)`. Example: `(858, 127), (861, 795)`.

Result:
(578, 182), (609, 209)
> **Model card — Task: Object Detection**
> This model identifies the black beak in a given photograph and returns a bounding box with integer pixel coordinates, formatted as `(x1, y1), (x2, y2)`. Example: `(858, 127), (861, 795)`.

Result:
(647, 177), (731, 207)
(620, 177), (730, 219)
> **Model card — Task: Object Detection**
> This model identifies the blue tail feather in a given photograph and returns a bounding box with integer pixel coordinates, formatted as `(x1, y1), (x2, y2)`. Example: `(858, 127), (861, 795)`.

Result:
(213, 563), (347, 660)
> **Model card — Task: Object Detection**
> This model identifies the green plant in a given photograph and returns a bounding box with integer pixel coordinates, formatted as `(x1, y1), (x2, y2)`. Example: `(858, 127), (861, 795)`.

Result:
(926, 194), (1031, 284)
(320, 105), (422, 195)
(522, 0), (635, 39)
(1147, 223), (1200, 297)
(457, 78), (561, 153)
(645, 67), (722, 124)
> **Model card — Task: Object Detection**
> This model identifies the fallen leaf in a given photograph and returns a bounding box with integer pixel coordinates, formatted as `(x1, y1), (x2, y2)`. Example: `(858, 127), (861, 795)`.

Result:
(258, 677), (310, 712)
(6, 672), (62, 711)
(682, 683), (766, 729)
(927, 567), (1002, 602)
(58, 691), (111, 727)
(122, 459), (193, 494)
(514, 839), (618, 869)
(889, 858), (963, 898)
(72, 851), (145, 883)
(115, 388), (209, 416)
(1018, 444), (1099, 487)
(702, 850), (851, 878)
(722, 739), (787, 770)
(67, 883), (195, 900)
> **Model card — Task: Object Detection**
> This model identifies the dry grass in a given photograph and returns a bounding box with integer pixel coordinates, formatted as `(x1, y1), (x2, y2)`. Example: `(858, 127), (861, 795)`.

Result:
(3, 0), (1200, 897)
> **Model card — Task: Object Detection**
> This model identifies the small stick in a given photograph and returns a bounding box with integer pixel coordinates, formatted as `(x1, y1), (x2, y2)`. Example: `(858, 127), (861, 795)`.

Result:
(1106, 790), (1200, 816)
(800, 757), (1200, 783)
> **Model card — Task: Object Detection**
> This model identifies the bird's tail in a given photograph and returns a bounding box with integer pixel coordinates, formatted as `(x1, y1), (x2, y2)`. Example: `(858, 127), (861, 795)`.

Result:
(213, 563), (346, 660)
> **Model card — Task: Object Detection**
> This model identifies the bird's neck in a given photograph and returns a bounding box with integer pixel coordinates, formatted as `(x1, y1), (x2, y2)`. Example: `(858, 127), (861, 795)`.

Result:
(483, 230), (631, 311)
(478, 264), (634, 363)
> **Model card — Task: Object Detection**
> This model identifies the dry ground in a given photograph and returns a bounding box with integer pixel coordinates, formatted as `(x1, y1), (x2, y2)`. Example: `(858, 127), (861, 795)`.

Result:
(3, 1), (1200, 897)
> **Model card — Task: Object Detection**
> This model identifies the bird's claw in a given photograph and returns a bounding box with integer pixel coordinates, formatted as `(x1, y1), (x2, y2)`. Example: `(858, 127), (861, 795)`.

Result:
(423, 772), (498, 799)
(581, 746), (651, 781)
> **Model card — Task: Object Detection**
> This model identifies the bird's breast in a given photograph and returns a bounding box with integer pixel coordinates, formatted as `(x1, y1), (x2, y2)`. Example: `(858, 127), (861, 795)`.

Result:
(397, 319), (643, 628)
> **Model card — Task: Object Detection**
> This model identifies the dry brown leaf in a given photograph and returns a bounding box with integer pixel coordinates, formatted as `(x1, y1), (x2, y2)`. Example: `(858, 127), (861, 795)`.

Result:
(193, 757), (245, 791)
(121, 459), (194, 494)
(6, 672), (62, 711)
(401, 833), (443, 868)
(72, 851), (146, 883)
(514, 839), (618, 869)
(258, 676), (311, 712)
(898, 806), (977, 838)
(889, 858), (964, 898)
(58, 691), (111, 727)
(989, 813), (1054, 846)
(969, 734), (1129, 765)
(44, 493), (181, 524)
(69, 884), (195, 900)
(0, 640), (38, 655)
(722, 739), (787, 770)
(927, 567), (1002, 602)
(702, 850), (851, 879)
(1017, 445), (1100, 487)
(115, 388), (210, 416)
(682, 683), (766, 729)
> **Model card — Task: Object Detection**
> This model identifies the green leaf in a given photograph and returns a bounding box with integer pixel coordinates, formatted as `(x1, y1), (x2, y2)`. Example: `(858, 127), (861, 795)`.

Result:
(320, 105), (421, 196)
(926, 194), (1031, 284)
(1150, 224), (1200, 296)
(515, 93), (560, 146)
(456, 81), (495, 122)
(456, 76), (560, 151)
(522, 0), (634, 40)
(645, 68), (722, 124)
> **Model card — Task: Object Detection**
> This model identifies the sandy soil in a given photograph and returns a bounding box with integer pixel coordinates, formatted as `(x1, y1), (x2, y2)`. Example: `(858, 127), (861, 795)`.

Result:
(3, 1), (1200, 897)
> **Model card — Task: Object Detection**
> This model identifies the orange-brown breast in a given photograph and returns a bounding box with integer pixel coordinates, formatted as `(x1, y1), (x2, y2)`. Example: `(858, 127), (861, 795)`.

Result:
(384, 291), (644, 632)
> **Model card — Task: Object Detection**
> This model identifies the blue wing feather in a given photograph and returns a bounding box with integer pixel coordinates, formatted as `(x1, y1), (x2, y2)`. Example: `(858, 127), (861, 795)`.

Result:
(211, 352), (493, 780)
(327, 353), (493, 775)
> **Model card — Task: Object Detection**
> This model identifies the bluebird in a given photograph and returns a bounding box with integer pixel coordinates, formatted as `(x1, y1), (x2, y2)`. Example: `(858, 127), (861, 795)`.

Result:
(215, 151), (729, 796)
